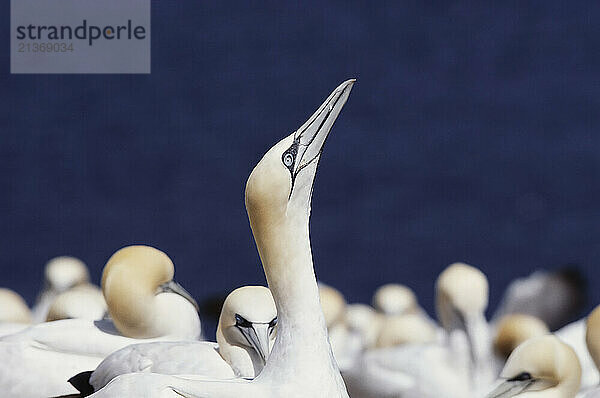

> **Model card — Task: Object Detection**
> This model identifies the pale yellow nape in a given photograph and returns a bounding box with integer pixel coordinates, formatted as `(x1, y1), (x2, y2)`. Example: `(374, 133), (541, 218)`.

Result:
(494, 314), (549, 359)
(245, 134), (294, 227)
(502, 335), (581, 397)
(102, 245), (175, 338)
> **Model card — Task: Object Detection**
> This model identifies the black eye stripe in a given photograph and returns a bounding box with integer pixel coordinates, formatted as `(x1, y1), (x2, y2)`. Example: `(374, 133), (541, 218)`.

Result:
(508, 372), (532, 382)
(282, 141), (299, 171)
(235, 314), (252, 328)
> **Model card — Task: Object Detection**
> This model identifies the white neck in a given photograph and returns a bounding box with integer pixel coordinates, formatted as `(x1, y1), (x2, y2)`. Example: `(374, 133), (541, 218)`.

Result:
(251, 209), (344, 392)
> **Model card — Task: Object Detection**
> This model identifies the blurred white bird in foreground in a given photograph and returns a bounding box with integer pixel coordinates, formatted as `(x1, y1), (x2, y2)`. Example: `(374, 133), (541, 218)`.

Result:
(70, 285), (277, 396)
(0, 245), (201, 397)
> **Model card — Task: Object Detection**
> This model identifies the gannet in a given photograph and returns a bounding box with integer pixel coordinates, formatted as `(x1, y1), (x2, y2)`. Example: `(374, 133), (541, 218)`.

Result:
(494, 314), (550, 360)
(344, 262), (492, 398)
(31, 256), (90, 323)
(69, 286), (277, 396)
(87, 79), (355, 397)
(436, 262), (494, 387)
(583, 305), (600, 397)
(46, 283), (107, 322)
(372, 284), (436, 347)
(0, 245), (201, 397)
(345, 303), (382, 350)
(491, 314), (550, 382)
(486, 335), (581, 398)
(0, 288), (32, 336)
(372, 283), (418, 316)
(344, 308), (468, 398)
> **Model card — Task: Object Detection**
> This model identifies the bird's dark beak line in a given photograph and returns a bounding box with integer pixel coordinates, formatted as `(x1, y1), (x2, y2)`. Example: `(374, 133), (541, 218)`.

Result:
(158, 280), (200, 313)
(245, 323), (271, 365)
(292, 79), (356, 176)
(485, 379), (534, 398)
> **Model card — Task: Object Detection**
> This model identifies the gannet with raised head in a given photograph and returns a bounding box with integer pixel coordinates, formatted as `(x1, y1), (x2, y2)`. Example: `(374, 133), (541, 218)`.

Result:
(0, 245), (201, 397)
(46, 283), (107, 322)
(344, 262), (492, 398)
(31, 256), (90, 323)
(436, 262), (494, 387)
(69, 286), (277, 396)
(87, 79), (355, 397)
(0, 288), (32, 336)
(486, 335), (581, 398)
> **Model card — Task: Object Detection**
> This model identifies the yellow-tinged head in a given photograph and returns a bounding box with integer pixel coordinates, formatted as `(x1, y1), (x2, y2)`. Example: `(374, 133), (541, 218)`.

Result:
(487, 335), (581, 398)
(101, 245), (196, 338)
(494, 314), (549, 359)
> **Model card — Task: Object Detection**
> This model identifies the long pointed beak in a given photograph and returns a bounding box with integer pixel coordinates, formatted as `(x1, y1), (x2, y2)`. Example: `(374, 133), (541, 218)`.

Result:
(158, 280), (199, 313)
(485, 379), (534, 398)
(242, 323), (272, 365)
(292, 79), (355, 177)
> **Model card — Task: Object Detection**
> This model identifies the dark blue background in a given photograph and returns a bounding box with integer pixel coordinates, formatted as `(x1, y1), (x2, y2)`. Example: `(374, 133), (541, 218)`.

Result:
(1, 2), (599, 336)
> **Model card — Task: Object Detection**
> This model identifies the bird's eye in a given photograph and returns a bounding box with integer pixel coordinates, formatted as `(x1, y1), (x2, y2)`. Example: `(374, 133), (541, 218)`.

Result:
(509, 372), (532, 382)
(269, 317), (278, 329)
(282, 152), (294, 168)
(235, 314), (252, 328)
